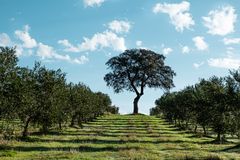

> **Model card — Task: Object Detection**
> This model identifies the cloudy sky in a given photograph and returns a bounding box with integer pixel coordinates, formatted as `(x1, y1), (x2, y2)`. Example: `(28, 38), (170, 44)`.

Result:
(1, 0), (240, 114)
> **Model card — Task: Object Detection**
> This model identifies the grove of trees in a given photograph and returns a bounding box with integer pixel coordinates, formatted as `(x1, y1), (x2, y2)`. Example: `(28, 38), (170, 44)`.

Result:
(104, 49), (175, 114)
(150, 72), (240, 144)
(0, 46), (118, 138)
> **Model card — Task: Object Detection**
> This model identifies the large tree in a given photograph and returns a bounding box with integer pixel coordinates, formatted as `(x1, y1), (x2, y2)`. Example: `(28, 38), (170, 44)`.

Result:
(104, 49), (175, 114)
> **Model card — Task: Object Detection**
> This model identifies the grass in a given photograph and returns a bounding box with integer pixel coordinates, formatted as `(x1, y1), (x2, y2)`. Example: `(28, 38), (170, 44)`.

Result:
(0, 114), (240, 159)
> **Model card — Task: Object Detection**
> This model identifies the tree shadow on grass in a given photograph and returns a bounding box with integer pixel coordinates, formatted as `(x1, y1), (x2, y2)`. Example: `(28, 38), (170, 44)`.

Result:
(20, 137), (155, 144)
(221, 143), (240, 153)
(95, 120), (161, 123)
(58, 132), (176, 138)
(84, 125), (160, 128)
(30, 131), (62, 136)
(87, 128), (160, 132)
(47, 128), (177, 136)
(20, 136), (196, 145)
(0, 145), (141, 153)
(187, 134), (214, 139)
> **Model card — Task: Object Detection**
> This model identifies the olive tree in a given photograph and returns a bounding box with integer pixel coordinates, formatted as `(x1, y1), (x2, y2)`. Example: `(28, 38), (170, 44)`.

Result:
(18, 67), (38, 137)
(0, 47), (19, 119)
(104, 49), (175, 114)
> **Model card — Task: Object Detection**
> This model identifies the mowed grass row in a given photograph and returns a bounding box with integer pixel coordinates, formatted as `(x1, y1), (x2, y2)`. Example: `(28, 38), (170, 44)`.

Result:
(0, 114), (240, 159)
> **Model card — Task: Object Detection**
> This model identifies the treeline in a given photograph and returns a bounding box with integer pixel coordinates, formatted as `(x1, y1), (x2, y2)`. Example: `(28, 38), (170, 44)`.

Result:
(0, 47), (118, 138)
(150, 70), (240, 143)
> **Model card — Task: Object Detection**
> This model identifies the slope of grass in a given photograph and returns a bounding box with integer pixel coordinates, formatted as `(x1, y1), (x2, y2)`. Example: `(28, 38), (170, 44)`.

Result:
(0, 114), (240, 159)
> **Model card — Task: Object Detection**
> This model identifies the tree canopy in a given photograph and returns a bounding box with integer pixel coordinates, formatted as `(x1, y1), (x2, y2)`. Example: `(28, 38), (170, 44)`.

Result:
(104, 49), (175, 114)
(0, 46), (118, 138)
(151, 71), (240, 144)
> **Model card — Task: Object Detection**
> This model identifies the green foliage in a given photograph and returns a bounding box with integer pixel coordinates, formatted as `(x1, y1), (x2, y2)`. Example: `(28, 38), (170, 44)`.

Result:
(104, 48), (175, 114)
(151, 71), (240, 144)
(0, 46), (116, 138)
(0, 121), (17, 140)
(0, 47), (19, 119)
(106, 105), (119, 114)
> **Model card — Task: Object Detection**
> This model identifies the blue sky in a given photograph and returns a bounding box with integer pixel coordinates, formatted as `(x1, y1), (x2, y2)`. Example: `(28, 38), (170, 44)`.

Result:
(1, 0), (240, 114)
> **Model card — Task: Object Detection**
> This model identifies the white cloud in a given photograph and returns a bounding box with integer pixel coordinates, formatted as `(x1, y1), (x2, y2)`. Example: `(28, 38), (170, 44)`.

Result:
(0, 33), (11, 47)
(52, 53), (71, 61)
(208, 57), (240, 69)
(153, 1), (194, 32)
(37, 43), (54, 59)
(83, 0), (105, 7)
(58, 21), (128, 53)
(15, 25), (37, 48)
(193, 61), (204, 69)
(1, 24), (88, 64)
(207, 46), (240, 69)
(136, 40), (142, 47)
(203, 6), (237, 36)
(37, 43), (88, 64)
(108, 20), (131, 34)
(226, 47), (235, 55)
(72, 55), (89, 64)
(0, 33), (26, 57)
(162, 47), (173, 55)
(58, 39), (80, 52)
(192, 36), (208, 51)
(223, 38), (240, 45)
(182, 45), (190, 54)
(15, 45), (23, 57)
(79, 31), (126, 52)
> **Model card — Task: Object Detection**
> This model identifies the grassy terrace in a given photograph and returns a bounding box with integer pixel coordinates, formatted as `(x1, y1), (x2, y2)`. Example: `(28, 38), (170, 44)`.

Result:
(0, 114), (240, 159)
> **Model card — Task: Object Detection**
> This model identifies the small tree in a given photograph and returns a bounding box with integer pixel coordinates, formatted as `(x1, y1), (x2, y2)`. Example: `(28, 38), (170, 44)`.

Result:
(0, 47), (19, 139)
(0, 47), (19, 119)
(104, 49), (175, 114)
(18, 67), (38, 137)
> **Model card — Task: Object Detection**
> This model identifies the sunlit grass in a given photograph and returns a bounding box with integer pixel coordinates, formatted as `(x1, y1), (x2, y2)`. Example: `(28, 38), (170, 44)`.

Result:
(0, 114), (239, 159)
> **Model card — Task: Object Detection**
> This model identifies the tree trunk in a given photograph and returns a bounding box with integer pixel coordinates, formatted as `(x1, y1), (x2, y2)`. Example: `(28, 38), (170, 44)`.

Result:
(174, 119), (177, 125)
(203, 126), (207, 135)
(216, 133), (226, 144)
(70, 113), (78, 127)
(77, 116), (83, 129)
(22, 117), (31, 137)
(178, 120), (181, 127)
(194, 125), (198, 133)
(58, 122), (62, 130)
(216, 132), (221, 142)
(41, 124), (49, 134)
(133, 95), (141, 114)
(216, 132), (223, 144)
(185, 121), (189, 129)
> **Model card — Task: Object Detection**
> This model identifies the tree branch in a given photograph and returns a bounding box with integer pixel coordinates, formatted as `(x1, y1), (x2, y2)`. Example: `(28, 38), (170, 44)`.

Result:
(126, 70), (139, 95)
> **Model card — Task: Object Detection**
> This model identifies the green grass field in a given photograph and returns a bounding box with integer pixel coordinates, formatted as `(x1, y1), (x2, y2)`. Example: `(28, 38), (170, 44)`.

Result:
(0, 114), (240, 159)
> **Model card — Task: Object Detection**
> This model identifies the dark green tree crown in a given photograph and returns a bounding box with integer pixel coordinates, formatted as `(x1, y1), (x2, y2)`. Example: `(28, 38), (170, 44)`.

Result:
(104, 49), (176, 94)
